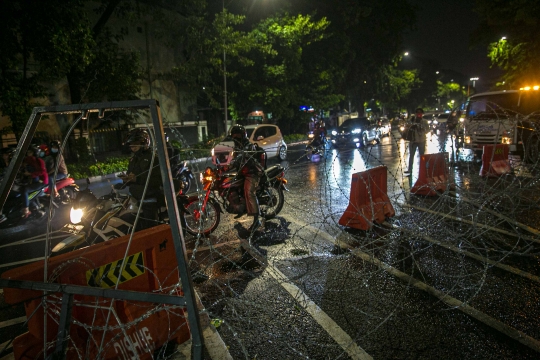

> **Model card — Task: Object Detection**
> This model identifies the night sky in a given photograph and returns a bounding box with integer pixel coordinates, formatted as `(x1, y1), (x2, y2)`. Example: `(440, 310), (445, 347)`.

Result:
(404, 0), (501, 92)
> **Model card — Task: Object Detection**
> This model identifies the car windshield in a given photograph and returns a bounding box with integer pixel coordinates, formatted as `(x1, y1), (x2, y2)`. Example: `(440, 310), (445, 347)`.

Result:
(222, 128), (256, 142)
(467, 91), (540, 118)
(339, 118), (369, 131)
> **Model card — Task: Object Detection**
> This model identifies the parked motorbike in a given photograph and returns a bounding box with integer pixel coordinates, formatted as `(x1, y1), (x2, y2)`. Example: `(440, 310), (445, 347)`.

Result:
(44, 175), (79, 204)
(182, 164), (288, 235)
(173, 161), (194, 194)
(52, 185), (190, 253)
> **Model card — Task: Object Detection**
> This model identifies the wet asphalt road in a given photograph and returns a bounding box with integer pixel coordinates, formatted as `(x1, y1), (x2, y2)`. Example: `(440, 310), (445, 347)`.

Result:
(2, 131), (540, 359)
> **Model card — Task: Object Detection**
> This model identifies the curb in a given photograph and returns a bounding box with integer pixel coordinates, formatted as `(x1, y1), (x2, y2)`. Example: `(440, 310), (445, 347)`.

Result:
(75, 143), (305, 184)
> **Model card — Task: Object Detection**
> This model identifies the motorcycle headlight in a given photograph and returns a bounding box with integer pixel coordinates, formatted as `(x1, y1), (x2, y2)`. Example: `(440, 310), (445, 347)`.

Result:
(70, 207), (84, 224)
(308, 133), (314, 139)
(400, 126), (405, 132)
(201, 167), (214, 184)
(351, 128), (361, 134)
(211, 148), (215, 156)
(331, 130), (337, 136)
(433, 120), (438, 125)
(464, 136), (471, 144)
(502, 136), (512, 145)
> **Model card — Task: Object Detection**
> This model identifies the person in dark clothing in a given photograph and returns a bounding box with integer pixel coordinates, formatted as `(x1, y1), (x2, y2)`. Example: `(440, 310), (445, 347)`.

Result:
(119, 129), (162, 201)
(404, 108), (429, 176)
(446, 110), (460, 163)
(47, 141), (69, 198)
(0, 147), (16, 223)
(229, 124), (265, 232)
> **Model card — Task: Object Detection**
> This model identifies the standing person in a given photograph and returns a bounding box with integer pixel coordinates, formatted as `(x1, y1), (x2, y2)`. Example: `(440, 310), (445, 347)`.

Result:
(229, 125), (265, 232)
(48, 140), (68, 198)
(404, 108), (428, 176)
(446, 110), (460, 164)
(21, 145), (48, 218)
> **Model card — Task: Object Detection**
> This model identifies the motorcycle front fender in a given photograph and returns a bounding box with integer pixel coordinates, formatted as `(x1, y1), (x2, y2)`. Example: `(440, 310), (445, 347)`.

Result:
(53, 230), (86, 253)
(187, 195), (223, 213)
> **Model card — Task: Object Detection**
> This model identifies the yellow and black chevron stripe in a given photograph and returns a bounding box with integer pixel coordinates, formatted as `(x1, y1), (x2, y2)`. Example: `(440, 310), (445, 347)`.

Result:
(86, 252), (145, 288)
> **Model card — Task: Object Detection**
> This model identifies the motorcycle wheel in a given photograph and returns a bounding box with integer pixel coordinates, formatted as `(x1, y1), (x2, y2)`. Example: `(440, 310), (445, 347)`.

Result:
(259, 186), (284, 220)
(305, 146), (314, 160)
(178, 174), (192, 194)
(183, 197), (220, 236)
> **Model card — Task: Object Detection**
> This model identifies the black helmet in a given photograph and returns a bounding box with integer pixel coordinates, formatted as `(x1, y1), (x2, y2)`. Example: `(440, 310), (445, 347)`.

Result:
(126, 129), (151, 147)
(26, 144), (40, 157)
(72, 190), (97, 211)
(50, 140), (60, 149)
(415, 108), (424, 114)
(229, 125), (247, 139)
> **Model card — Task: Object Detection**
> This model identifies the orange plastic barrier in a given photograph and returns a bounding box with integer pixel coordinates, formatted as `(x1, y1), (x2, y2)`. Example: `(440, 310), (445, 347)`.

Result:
(1, 225), (190, 359)
(411, 153), (455, 196)
(338, 166), (395, 230)
(479, 144), (511, 177)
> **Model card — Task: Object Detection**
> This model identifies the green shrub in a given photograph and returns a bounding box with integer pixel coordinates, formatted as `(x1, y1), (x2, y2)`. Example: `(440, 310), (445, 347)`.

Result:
(68, 157), (129, 179)
(283, 134), (307, 144)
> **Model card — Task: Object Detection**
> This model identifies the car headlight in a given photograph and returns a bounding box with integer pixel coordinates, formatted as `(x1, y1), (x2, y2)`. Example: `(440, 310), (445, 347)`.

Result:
(331, 130), (337, 136)
(70, 207), (84, 224)
(351, 128), (361, 134)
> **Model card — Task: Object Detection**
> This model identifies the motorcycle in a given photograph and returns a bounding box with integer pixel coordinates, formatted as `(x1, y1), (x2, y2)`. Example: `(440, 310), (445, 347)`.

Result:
(305, 131), (327, 160)
(0, 177), (50, 227)
(52, 185), (190, 253)
(182, 164), (288, 236)
(173, 161), (194, 194)
(44, 174), (79, 204)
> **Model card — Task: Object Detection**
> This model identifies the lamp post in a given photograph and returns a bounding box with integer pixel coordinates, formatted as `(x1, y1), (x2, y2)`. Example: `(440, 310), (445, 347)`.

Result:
(222, 0), (229, 135)
(468, 77), (479, 96)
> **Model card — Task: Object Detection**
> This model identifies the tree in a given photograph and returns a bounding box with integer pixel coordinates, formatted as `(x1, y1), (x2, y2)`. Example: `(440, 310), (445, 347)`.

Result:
(0, 0), (141, 140)
(474, 0), (540, 87)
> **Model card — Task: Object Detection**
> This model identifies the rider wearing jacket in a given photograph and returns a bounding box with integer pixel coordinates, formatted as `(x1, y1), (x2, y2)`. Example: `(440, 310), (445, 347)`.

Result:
(229, 125), (264, 232)
(120, 129), (162, 201)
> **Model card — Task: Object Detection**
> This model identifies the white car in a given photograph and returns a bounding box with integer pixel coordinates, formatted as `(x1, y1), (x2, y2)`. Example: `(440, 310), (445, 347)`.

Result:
(212, 124), (287, 166)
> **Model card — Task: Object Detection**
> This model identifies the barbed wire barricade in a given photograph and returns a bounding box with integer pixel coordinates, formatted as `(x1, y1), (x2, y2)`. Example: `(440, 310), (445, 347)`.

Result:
(2, 104), (540, 359)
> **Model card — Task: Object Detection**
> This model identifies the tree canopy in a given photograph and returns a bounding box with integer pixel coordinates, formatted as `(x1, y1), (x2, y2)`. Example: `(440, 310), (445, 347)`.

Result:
(474, 0), (540, 87)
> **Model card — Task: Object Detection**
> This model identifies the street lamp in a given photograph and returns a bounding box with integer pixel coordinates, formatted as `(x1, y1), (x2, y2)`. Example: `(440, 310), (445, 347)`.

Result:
(468, 77), (479, 96)
(222, 0), (229, 135)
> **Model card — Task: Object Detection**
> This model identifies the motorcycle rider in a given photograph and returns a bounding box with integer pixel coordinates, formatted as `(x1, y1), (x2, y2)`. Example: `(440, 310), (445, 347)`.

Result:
(311, 119), (326, 147)
(47, 140), (69, 199)
(119, 129), (163, 227)
(21, 145), (49, 218)
(229, 124), (264, 232)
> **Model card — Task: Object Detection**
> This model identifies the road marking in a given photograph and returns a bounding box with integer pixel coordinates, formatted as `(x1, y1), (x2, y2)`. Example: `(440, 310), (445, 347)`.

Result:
(403, 204), (540, 244)
(0, 232), (67, 249)
(0, 317), (26, 330)
(266, 264), (372, 360)
(383, 222), (540, 284)
(0, 257), (45, 269)
(350, 248), (540, 353)
(282, 217), (540, 354)
(237, 227), (372, 360)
